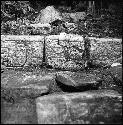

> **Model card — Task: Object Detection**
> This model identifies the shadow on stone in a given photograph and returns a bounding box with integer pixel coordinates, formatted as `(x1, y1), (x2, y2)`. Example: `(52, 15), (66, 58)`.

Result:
(48, 72), (102, 93)
(55, 79), (102, 93)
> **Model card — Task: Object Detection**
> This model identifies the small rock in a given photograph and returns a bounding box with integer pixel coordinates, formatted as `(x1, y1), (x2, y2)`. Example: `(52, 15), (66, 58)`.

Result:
(111, 63), (121, 67)
(35, 6), (62, 24)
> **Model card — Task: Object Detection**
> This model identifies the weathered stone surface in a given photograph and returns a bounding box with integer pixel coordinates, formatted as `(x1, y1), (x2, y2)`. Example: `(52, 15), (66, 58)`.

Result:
(1, 64), (6, 71)
(95, 65), (122, 94)
(109, 65), (122, 82)
(55, 71), (102, 88)
(90, 39), (122, 65)
(36, 90), (122, 124)
(35, 6), (62, 24)
(46, 37), (85, 69)
(1, 40), (43, 66)
(62, 12), (86, 22)
(113, 57), (122, 64)
(1, 98), (38, 124)
(56, 72), (77, 87)
(28, 23), (51, 35)
(1, 70), (54, 102)
(102, 65), (122, 87)
(48, 71), (102, 94)
(46, 37), (122, 70)
(1, 35), (122, 69)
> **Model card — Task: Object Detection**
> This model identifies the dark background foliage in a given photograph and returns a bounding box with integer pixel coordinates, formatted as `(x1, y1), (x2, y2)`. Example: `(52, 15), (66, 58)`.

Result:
(1, 0), (122, 37)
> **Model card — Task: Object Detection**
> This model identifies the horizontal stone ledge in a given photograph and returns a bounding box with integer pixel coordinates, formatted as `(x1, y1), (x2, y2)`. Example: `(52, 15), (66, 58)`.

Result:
(89, 37), (122, 43)
(55, 71), (102, 88)
(1, 70), (55, 101)
(1, 35), (45, 41)
(1, 35), (122, 43)
(1, 34), (84, 42)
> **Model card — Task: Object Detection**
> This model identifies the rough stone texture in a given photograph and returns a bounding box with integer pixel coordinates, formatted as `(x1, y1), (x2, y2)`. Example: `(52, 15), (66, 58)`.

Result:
(101, 65), (122, 88)
(90, 39), (122, 65)
(56, 72), (77, 87)
(57, 71), (101, 85)
(35, 6), (62, 24)
(1, 98), (38, 124)
(54, 71), (102, 92)
(113, 57), (122, 64)
(1, 70), (55, 102)
(1, 64), (6, 70)
(29, 23), (51, 35)
(1, 40), (43, 66)
(62, 12), (86, 22)
(1, 35), (122, 70)
(36, 90), (122, 124)
(46, 38), (85, 69)
(46, 37), (122, 70)
(1, 69), (122, 124)
(109, 65), (122, 82)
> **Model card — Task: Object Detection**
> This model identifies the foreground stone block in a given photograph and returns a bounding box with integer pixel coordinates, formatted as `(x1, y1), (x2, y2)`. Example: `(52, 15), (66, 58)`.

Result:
(1, 98), (38, 124)
(36, 90), (122, 124)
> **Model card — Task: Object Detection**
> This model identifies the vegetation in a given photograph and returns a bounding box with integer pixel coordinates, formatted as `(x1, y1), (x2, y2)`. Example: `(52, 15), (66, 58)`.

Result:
(1, 1), (122, 38)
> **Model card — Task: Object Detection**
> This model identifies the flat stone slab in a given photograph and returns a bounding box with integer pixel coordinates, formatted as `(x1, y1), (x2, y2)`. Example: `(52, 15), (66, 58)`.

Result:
(56, 71), (102, 86)
(36, 90), (122, 124)
(1, 70), (54, 87)
(48, 71), (102, 93)
(1, 70), (55, 102)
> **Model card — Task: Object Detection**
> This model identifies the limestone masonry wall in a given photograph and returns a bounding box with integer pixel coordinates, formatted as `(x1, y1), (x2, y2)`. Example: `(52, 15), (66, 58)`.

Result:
(1, 35), (122, 69)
